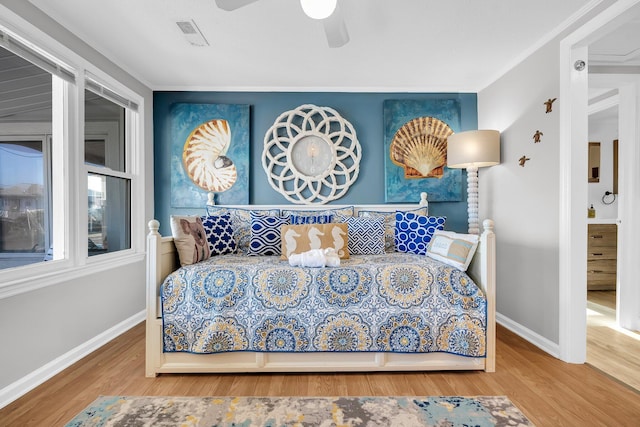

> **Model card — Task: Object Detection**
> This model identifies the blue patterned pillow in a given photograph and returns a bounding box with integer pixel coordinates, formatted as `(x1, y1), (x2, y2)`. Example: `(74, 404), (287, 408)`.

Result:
(394, 211), (446, 255)
(289, 214), (334, 225)
(358, 207), (428, 252)
(205, 206), (280, 254)
(201, 214), (236, 255)
(281, 206), (354, 223)
(345, 216), (385, 255)
(247, 214), (290, 256)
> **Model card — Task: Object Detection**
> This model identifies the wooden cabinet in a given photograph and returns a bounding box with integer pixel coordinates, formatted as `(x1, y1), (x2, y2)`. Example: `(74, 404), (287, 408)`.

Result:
(587, 224), (617, 290)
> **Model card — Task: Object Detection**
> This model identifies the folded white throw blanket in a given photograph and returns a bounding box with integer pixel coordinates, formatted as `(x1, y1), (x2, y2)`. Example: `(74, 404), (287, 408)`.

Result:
(288, 248), (340, 268)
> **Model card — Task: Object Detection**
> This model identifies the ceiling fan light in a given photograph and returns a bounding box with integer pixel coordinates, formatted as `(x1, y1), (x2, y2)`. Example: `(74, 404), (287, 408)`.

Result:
(300, 0), (337, 20)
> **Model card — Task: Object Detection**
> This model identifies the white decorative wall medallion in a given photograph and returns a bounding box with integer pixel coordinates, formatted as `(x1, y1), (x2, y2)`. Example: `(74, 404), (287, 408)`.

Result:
(262, 104), (361, 204)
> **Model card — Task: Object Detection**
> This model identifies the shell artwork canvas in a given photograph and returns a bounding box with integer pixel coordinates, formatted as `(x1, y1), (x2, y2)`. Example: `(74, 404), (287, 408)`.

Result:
(390, 116), (453, 179)
(384, 99), (463, 203)
(170, 103), (249, 207)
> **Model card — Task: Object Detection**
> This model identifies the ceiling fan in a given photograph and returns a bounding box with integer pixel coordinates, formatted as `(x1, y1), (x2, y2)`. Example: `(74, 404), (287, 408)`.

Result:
(214, 0), (350, 48)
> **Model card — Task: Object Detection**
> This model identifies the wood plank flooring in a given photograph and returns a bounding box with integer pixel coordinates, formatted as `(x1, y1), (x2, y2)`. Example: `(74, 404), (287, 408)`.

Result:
(587, 290), (616, 310)
(587, 290), (640, 392)
(1, 322), (638, 426)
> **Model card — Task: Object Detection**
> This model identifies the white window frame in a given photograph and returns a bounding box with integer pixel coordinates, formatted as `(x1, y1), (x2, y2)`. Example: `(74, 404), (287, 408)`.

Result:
(82, 75), (141, 265)
(84, 120), (132, 260)
(0, 13), (146, 299)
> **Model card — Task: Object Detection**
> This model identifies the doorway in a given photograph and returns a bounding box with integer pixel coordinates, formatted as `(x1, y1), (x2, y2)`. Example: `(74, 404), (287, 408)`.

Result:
(560, 0), (640, 384)
(585, 93), (640, 390)
(587, 93), (618, 310)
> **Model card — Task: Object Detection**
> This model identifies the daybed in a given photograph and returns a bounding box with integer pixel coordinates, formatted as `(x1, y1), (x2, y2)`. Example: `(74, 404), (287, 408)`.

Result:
(145, 202), (495, 377)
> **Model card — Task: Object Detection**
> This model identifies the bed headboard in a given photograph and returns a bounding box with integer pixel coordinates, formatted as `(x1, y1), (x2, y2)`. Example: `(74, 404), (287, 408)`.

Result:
(204, 191), (428, 213)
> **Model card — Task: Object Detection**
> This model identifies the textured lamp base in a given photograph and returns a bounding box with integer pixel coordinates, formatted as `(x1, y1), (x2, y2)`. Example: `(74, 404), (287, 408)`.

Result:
(466, 165), (479, 234)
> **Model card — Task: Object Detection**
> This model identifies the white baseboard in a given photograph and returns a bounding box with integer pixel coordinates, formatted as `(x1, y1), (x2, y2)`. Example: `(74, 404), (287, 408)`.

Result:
(497, 312), (560, 358)
(0, 310), (145, 409)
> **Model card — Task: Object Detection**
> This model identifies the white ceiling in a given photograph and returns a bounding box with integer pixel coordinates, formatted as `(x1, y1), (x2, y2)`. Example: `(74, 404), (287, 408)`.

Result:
(590, 14), (640, 65)
(27, 0), (603, 92)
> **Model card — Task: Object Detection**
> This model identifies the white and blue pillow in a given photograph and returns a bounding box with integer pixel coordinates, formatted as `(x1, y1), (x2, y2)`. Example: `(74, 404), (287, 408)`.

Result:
(358, 207), (428, 252)
(426, 230), (479, 271)
(201, 213), (236, 256)
(289, 214), (334, 225)
(281, 206), (354, 223)
(345, 216), (385, 255)
(247, 214), (289, 256)
(205, 206), (280, 254)
(394, 211), (446, 255)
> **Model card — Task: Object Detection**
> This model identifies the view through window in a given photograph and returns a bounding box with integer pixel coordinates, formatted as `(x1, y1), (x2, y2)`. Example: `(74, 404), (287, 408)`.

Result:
(85, 89), (131, 256)
(0, 44), (54, 270)
(0, 39), (137, 271)
(0, 139), (49, 269)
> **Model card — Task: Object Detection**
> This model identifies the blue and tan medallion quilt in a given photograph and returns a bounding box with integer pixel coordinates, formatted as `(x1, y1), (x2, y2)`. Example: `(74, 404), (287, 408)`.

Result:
(161, 253), (487, 357)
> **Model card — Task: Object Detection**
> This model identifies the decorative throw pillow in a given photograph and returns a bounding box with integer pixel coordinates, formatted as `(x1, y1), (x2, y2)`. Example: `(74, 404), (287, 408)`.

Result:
(345, 216), (385, 255)
(201, 213), (236, 256)
(289, 214), (334, 225)
(426, 230), (479, 271)
(281, 223), (349, 260)
(170, 215), (211, 266)
(281, 206), (354, 223)
(205, 206), (280, 254)
(247, 214), (289, 256)
(358, 207), (428, 252)
(394, 211), (446, 255)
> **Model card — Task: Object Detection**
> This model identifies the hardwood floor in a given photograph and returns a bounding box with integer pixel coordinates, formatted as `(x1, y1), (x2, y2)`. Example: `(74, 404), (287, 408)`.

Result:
(1, 322), (639, 426)
(587, 290), (616, 310)
(587, 290), (640, 391)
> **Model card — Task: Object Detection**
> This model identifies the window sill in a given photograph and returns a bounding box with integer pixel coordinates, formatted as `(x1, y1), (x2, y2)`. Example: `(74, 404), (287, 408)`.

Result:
(0, 252), (146, 300)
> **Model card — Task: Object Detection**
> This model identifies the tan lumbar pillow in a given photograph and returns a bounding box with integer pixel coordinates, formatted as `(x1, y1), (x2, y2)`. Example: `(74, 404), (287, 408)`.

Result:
(281, 223), (349, 260)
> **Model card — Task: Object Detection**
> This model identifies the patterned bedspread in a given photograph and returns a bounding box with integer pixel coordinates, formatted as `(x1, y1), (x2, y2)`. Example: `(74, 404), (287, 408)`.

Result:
(161, 253), (487, 357)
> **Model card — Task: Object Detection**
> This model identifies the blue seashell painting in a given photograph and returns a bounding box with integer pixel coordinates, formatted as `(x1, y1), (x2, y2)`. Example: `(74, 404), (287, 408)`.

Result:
(384, 99), (463, 202)
(170, 103), (250, 207)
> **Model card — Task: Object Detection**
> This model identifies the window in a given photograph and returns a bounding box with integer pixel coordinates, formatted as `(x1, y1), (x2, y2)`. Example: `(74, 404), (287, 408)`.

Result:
(0, 40), (57, 271)
(0, 137), (51, 269)
(0, 23), (143, 286)
(84, 87), (134, 256)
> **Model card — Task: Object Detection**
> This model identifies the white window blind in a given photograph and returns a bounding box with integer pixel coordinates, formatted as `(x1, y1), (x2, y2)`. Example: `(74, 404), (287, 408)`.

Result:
(85, 77), (139, 112)
(0, 27), (75, 83)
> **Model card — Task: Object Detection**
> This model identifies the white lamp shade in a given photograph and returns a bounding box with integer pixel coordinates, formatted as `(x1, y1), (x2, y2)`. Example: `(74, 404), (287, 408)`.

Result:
(447, 129), (500, 168)
(300, 0), (337, 19)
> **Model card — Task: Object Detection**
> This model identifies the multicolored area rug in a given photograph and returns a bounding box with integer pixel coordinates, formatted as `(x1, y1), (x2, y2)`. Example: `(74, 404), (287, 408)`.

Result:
(65, 395), (533, 426)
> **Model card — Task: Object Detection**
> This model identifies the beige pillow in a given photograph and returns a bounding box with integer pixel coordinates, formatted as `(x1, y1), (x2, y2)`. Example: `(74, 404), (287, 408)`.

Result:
(426, 230), (479, 271)
(281, 223), (349, 260)
(170, 215), (211, 266)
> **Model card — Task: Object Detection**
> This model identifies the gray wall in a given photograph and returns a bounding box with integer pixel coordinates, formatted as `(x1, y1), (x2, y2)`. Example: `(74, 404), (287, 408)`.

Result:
(479, 40), (561, 343)
(477, 1), (617, 347)
(0, 0), (153, 392)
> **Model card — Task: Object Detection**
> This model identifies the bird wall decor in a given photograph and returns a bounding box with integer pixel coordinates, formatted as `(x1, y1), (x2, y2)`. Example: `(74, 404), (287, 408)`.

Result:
(544, 98), (557, 113)
(519, 155), (530, 167)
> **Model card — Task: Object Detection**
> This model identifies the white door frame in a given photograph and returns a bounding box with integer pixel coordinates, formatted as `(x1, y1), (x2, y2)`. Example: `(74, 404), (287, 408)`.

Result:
(559, 0), (640, 363)
(588, 74), (640, 331)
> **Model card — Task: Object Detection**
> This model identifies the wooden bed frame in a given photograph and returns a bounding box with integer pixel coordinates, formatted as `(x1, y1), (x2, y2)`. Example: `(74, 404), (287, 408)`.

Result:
(145, 203), (496, 377)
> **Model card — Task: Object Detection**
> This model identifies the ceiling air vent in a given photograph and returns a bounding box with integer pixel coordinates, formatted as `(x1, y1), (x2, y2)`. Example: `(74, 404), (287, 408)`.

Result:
(176, 19), (209, 46)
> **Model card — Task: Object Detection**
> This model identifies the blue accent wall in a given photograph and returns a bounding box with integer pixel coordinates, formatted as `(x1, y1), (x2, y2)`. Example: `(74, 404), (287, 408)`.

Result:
(154, 92), (477, 236)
